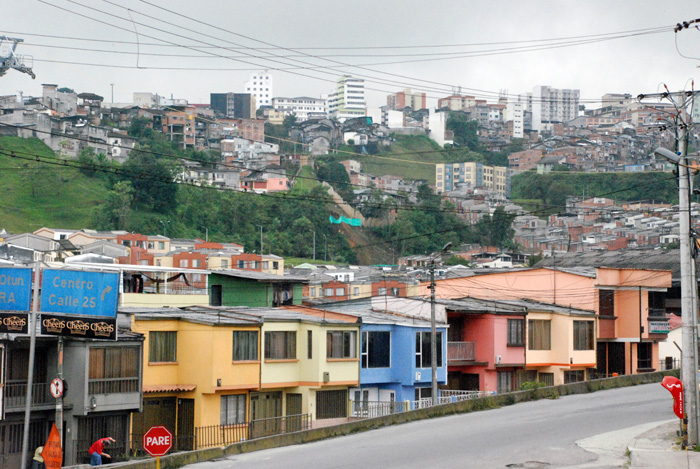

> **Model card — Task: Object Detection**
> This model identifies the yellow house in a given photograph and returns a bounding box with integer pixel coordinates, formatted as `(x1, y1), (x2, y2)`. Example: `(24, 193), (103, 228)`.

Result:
(123, 304), (361, 450)
(124, 306), (264, 450)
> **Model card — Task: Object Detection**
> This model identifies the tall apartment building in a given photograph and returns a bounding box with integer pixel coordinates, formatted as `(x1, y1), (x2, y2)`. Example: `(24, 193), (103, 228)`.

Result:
(437, 94), (477, 111)
(435, 162), (511, 196)
(505, 101), (525, 138)
(272, 96), (327, 121)
(529, 85), (580, 132)
(387, 88), (427, 111)
(244, 71), (273, 108)
(210, 93), (256, 118)
(328, 75), (366, 121)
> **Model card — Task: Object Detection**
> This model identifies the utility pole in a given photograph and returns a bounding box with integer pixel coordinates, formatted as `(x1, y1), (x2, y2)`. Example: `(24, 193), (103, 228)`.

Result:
(647, 88), (700, 447)
(429, 243), (452, 406)
(256, 225), (263, 254)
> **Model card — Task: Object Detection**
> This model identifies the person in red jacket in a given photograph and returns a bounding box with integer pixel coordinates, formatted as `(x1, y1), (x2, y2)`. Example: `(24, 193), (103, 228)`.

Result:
(88, 437), (115, 466)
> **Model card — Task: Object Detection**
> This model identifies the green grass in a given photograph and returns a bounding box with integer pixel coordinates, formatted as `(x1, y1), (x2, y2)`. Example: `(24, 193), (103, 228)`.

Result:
(293, 165), (320, 191)
(0, 136), (111, 233)
(339, 135), (446, 183)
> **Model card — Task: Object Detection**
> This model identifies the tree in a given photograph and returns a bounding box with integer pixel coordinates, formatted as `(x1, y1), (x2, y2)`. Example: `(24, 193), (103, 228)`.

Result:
(446, 112), (481, 151)
(93, 181), (134, 229)
(121, 147), (179, 213)
(476, 206), (516, 249)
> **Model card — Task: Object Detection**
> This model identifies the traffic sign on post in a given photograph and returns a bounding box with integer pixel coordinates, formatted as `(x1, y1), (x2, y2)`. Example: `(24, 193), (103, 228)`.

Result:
(40, 269), (119, 317)
(143, 426), (173, 457)
(50, 378), (63, 398)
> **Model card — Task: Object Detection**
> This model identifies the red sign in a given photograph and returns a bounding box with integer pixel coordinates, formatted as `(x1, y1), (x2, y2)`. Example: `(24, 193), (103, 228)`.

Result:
(143, 426), (173, 457)
(41, 423), (63, 469)
(661, 376), (684, 419)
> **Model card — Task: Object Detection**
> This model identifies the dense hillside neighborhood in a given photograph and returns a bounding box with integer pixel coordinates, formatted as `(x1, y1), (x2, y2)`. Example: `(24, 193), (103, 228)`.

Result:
(2, 2), (700, 467)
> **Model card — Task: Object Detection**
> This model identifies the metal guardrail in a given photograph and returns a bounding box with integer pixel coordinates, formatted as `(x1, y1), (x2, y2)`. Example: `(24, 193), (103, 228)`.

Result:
(194, 414), (311, 449)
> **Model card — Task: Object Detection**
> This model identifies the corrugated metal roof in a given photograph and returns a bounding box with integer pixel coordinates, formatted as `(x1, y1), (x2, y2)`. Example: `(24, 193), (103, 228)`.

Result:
(210, 270), (308, 283)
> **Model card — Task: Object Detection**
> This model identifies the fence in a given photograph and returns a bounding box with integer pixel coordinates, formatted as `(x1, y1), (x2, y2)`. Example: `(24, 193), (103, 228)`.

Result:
(351, 400), (408, 419)
(88, 377), (140, 395)
(659, 356), (680, 371)
(195, 414), (311, 449)
(447, 342), (476, 362)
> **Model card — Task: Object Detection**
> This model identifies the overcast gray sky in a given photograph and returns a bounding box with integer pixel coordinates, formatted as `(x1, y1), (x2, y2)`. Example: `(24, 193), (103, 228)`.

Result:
(1, 0), (699, 108)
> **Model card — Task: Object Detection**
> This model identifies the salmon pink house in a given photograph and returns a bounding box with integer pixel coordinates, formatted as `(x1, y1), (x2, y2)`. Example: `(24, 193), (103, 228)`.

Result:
(423, 265), (672, 379)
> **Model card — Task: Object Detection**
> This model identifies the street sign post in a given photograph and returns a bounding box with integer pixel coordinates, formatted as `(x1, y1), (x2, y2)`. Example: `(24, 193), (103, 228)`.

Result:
(40, 269), (119, 317)
(143, 425), (173, 457)
(0, 267), (32, 311)
(50, 378), (63, 399)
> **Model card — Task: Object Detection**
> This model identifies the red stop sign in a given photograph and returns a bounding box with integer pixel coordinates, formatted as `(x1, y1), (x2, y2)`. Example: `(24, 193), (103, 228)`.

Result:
(143, 426), (173, 457)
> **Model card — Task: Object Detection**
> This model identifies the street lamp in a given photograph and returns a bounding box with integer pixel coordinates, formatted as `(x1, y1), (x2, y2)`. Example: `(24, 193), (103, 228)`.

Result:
(429, 242), (452, 406)
(655, 146), (700, 446)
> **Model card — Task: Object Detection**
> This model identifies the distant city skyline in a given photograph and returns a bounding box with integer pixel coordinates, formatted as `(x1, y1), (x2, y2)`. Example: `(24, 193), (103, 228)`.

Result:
(1, 0), (698, 109)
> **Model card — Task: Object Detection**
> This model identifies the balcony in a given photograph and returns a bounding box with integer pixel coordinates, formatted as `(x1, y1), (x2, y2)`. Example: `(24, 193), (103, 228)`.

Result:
(447, 341), (476, 363)
(4, 382), (53, 412)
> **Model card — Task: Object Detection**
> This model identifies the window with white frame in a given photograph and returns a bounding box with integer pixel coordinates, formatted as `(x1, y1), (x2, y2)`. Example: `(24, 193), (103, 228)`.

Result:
(361, 331), (390, 368)
(335, 287), (345, 297)
(324, 288), (334, 297)
(378, 287), (387, 295)
(415, 331), (443, 368)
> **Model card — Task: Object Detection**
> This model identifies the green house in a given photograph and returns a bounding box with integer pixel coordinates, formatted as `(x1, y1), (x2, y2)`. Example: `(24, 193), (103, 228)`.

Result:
(208, 271), (307, 307)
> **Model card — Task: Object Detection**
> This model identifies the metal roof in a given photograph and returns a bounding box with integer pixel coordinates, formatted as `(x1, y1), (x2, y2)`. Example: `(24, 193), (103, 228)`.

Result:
(210, 270), (308, 283)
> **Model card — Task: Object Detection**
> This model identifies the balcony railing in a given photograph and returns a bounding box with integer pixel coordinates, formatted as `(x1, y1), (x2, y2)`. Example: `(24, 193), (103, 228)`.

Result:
(4, 382), (52, 411)
(447, 341), (476, 362)
(88, 377), (140, 395)
(351, 400), (408, 419)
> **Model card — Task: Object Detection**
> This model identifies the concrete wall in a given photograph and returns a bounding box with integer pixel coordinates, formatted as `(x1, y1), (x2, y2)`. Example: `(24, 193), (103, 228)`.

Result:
(79, 370), (678, 469)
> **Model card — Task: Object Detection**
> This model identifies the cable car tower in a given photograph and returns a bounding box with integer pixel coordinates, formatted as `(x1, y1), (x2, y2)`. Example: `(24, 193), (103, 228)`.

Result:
(0, 36), (36, 79)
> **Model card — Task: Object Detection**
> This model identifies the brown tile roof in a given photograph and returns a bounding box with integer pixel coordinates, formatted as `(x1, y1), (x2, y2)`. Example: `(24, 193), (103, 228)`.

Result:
(143, 384), (196, 393)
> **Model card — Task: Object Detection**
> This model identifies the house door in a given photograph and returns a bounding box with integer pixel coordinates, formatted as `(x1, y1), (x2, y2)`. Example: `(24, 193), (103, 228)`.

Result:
(210, 285), (222, 306)
(607, 342), (627, 376)
(131, 397), (177, 452)
(285, 393), (303, 432)
(249, 392), (282, 439)
(177, 399), (195, 451)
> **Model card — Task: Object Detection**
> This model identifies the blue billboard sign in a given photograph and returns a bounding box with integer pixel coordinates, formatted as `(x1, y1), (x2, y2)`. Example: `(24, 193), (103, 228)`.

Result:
(0, 267), (33, 311)
(40, 269), (119, 318)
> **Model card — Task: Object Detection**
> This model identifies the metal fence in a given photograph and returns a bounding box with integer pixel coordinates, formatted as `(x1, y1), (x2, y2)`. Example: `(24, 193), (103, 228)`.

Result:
(659, 357), (680, 371)
(195, 414), (311, 449)
(4, 382), (51, 410)
(88, 377), (140, 395)
(351, 400), (408, 419)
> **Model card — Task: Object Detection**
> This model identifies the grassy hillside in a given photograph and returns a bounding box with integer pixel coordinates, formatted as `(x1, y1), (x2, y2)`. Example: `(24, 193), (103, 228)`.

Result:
(0, 136), (111, 233)
(338, 135), (447, 183)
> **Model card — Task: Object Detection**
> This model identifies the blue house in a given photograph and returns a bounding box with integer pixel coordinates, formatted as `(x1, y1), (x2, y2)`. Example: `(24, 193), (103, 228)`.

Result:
(313, 296), (448, 409)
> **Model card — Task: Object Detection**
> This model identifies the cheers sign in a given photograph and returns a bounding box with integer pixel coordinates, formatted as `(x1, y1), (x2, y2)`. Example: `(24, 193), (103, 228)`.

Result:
(40, 313), (116, 340)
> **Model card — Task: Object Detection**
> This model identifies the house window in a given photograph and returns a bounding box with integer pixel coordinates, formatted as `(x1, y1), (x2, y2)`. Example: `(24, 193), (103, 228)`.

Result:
(237, 260), (247, 269)
(192, 259), (201, 268)
(353, 287), (360, 296)
(273, 261), (279, 269)
(263, 261), (269, 269)
(599, 290), (615, 317)
(265, 331), (296, 359)
(335, 288), (345, 297)
(564, 370), (585, 383)
(324, 288), (334, 297)
(179, 260), (188, 268)
(220, 394), (246, 425)
(415, 331), (443, 368)
(327, 331), (357, 359)
(507, 319), (525, 346)
(192, 273), (202, 282)
(378, 287), (387, 295)
(390, 287), (400, 296)
(528, 320), (551, 350)
(497, 371), (514, 393)
(573, 321), (595, 350)
(361, 331), (390, 368)
(538, 372), (554, 387)
(232, 331), (258, 361)
(308, 330), (313, 359)
(149, 331), (177, 362)
(158, 241), (165, 249)
(310, 287), (316, 297)
(221, 259), (229, 268)
(89, 346), (139, 394)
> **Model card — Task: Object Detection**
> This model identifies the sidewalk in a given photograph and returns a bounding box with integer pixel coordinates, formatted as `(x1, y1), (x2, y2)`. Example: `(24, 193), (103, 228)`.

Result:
(628, 420), (700, 468)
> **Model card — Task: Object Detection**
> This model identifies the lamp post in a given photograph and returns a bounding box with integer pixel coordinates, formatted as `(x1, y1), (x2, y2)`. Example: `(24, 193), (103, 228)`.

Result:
(429, 242), (452, 406)
(655, 146), (700, 446)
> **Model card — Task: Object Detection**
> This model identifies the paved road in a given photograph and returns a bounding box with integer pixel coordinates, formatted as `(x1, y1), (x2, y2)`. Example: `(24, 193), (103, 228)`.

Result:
(184, 383), (674, 469)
